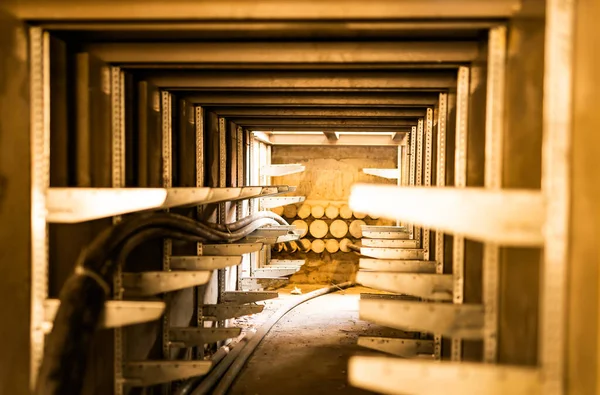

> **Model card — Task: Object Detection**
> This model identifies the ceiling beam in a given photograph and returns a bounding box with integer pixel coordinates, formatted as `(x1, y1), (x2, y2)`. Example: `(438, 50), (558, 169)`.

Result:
(85, 41), (480, 64)
(147, 70), (456, 90)
(39, 21), (500, 33)
(231, 118), (417, 128)
(208, 107), (427, 118)
(248, 126), (411, 133)
(268, 132), (406, 146)
(9, 1), (522, 21)
(185, 92), (439, 107)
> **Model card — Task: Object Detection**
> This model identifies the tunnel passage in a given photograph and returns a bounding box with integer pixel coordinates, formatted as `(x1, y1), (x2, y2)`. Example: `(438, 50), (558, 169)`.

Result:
(0, 1), (574, 395)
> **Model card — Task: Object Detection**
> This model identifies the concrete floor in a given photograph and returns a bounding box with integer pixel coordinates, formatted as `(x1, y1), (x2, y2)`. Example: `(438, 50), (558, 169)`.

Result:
(229, 286), (398, 395)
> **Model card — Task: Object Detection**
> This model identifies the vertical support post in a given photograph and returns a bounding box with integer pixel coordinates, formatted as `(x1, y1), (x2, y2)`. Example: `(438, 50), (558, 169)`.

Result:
(236, 126), (244, 220)
(433, 95), (448, 360)
(435, 95), (447, 271)
(248, 132), (257, 214)
(452, 66), (470, 361)
(217, 118), (227, 302)
(414, 118), (424, 245)
(396, 145), (403, 227)
(29, 26), (50, 391)
(247, 133), (259, 278)
(483, 26), (507, 364)
(195, 106), (205, 359)
(408, 126), (416, 238)
(161, 91), (173, 373)
(401, 143), (409, 188)
(257, 141), (268, 268)
(423, 108), (433, 260)
(236, 126), (245, 290)
(111, 66), (126, 395)
(541, 0), (573, 393)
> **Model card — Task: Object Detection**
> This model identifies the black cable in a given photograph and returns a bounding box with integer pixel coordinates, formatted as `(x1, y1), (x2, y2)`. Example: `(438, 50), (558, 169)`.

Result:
(35, 212), (286, 395)
(36, 226), (210, 395)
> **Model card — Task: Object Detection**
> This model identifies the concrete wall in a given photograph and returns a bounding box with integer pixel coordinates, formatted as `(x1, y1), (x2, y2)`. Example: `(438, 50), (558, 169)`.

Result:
(271, 145), (398, 284)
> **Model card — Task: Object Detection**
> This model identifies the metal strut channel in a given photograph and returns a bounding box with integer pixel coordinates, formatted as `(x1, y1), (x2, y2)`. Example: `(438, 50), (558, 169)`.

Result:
(452, 66), (470, 361)
(217, 118), (227, 325)
(423, 108), (434, 261)
(195, 105), (205, 359)
(29, 26), (50, 391)
(434, 94), (447, 271)
(415, 118), (424, 246)
(408, 126), (417, 238)
(483, 25), (507, 364)
(161, 91), (173, 389)
(111, 66), (126, 395)
(236, 126), (245, 291)
(541, 0), (575, 393)
(434, 93), (448, 360)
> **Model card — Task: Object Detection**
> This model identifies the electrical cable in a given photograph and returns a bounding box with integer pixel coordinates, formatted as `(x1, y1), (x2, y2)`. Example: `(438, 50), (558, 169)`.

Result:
(174, 332), (247, 395)
(190, 282), (355, 395)
(35, 211), (291, 395)
(199, 211), (289, 232)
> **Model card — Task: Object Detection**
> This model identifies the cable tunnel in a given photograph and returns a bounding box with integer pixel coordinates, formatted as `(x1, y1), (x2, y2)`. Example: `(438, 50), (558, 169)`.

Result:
(0, 1), (593, 395)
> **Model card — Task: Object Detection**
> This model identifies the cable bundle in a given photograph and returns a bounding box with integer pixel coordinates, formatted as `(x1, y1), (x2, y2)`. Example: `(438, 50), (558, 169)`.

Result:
(35, 211), (288, 395)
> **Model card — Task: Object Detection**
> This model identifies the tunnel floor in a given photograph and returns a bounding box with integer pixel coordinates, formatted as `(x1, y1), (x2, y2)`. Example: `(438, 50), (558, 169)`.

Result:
(229, 286), (396, 395)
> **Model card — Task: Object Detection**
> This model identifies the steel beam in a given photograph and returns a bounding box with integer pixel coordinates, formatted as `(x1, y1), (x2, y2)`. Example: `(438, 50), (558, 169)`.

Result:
(146, 71), (457, 90)
(208, 107), (427, 118)
(85, 41), (479, 64)
(250, 127), (411, 133)
(184, 92), (440, 107)
(9, 1), (522, 21)
(38, 21), (505, 37)
(268, 133), (405, 146)
(231, 118), (416, 128)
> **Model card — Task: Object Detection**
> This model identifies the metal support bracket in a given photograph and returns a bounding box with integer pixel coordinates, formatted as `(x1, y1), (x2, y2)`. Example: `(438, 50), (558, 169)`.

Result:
(359, 259), (436, 273)
(259, 196), (306, 209)
(361, 239), (419, 248)
(356, 271), (453, 301)
(357, 336), (434, 359)
(349, 357), (540, 395)
(170, 255), (243, 270)
(202, 243), (264, 256)
(44, 300), (165, 331)
(360, 248), (425, 260)
(361, 225), (409, 240)
(122, 271), (211, 296)
(221, 291), (278, 304)
(169, 327), (242, 346)
(359, 299), (484, 339)
(202, 304), (265, 321)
